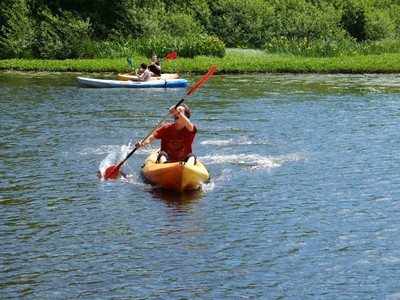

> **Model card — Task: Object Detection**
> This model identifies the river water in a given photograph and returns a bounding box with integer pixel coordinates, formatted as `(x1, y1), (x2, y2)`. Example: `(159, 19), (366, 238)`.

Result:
(1, 72), (400, 299)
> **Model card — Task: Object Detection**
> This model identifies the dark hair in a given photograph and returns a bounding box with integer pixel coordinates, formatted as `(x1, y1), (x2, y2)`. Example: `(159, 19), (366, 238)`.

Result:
(141, 63), (147, 69)
(180, 103), (191, 118)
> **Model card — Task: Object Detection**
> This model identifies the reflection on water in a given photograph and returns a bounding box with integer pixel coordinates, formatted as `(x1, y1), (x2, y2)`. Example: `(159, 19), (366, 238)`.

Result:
(148, 188), (204, 206)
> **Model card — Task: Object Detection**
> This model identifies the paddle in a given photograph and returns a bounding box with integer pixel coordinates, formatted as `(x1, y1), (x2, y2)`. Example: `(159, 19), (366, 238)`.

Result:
(164, 51), (177, 60)
(127, 58), (134, 70)
(149, 51), (177, 75)
(101, 65), (218, 180)
(125, 52), (176, 76)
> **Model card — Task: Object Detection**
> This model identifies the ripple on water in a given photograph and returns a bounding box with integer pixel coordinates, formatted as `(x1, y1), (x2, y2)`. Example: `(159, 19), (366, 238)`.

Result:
(1, 73), (400, 299)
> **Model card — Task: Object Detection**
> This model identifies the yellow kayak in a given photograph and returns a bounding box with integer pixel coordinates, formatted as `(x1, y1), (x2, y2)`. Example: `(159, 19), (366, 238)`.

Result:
(141, 152), (210, 192)
(118, 73), (180, 81)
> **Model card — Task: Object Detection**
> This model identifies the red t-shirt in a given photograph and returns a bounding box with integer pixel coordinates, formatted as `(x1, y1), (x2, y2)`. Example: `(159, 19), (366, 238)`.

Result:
(153, 123), (197, 162)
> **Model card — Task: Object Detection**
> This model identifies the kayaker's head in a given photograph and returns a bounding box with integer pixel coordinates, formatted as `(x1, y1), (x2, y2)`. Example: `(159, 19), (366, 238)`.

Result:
(151, 52), (157, 61)
(140, 63), (147, 70)
(174, 103), (191, 121)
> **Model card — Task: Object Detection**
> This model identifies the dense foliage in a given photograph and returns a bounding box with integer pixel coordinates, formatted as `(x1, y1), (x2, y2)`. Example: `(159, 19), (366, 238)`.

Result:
(1, 0), (400, 59)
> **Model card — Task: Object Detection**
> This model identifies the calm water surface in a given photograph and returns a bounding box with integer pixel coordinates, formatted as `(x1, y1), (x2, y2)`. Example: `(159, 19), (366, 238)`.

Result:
(1, 72), (400, 299)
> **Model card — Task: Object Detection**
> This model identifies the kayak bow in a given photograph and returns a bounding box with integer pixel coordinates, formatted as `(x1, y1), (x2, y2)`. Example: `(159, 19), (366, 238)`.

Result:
(141, 152), (210, 192)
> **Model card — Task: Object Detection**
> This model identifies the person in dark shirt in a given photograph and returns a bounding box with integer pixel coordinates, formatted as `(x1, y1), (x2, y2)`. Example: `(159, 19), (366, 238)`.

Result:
(148, 52), (161, 76)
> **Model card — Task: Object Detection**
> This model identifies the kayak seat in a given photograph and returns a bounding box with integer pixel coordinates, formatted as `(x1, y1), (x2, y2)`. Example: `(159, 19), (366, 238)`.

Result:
(156, 151), (197, 165)
(184, 153), (197, 165)
(156, 151), (170, 163)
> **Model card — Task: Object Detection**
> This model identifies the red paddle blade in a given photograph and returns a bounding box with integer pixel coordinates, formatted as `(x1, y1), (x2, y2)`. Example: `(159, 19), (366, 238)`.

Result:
(187, 65), (217, 97)
(165, 51), (177, 60)
(103, 165), (121, 180)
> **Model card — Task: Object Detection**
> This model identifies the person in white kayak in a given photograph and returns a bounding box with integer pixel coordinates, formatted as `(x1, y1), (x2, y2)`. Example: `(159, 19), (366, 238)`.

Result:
(134, 63), (151, 81)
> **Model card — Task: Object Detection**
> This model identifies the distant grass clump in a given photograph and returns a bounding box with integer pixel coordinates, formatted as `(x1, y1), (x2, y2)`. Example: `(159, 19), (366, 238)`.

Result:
(265, 36), (400, 57)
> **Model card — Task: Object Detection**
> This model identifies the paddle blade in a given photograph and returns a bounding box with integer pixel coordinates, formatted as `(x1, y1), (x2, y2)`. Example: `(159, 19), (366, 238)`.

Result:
(103, 165), (121, 180)
(165, 51), (177, 60)
(187, 65), (217, 97)
(127, 58), (134, 70)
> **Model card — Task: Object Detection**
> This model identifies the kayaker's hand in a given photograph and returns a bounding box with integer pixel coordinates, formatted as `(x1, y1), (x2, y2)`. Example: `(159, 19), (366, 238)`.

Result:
(169, 106), (180, 116)
(135, 141), (145, 149)
(136, 136), (155, 149)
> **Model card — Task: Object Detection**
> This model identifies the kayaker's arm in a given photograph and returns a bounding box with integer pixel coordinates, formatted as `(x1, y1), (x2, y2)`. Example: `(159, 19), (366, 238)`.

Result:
(170, 106), (195, 132)
(135, 135), (156, 149)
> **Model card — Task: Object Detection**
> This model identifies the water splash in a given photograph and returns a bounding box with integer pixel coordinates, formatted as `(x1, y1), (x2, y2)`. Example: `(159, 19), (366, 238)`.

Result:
(200, 180), (216, 192)
(98, 144), (133, 179)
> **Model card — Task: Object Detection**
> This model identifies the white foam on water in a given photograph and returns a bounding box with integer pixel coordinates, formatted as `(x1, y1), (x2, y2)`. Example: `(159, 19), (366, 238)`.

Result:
(250, 152), (308, 171)
(201, 152), (306, 171)
(123, 172), (147, 187)
(200, 136), (259, 146)
(388, 292), (400, 300)
(196, 181), (215, 193)
(79, 144), (119, 156)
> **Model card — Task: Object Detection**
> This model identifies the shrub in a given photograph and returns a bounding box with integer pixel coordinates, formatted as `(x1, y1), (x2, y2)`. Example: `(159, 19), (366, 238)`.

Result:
(388, 4), (400, 37)
(270, 0), (345, 41)
(163, 12), (205, 36)
(0, 0), (35, 58)
(113, 1), (166, 38)
(209, 0), (273, 48)
(157, 0), (212, 33)
(365, 9), (396, 40)
(338, 0), (367, 41)
(33, 8), (91, 59)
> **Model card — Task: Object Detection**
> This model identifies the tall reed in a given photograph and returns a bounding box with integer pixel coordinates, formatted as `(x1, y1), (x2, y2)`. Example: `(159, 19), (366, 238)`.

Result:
(86, 35), (225, 59)
(265, 37), (400, 57)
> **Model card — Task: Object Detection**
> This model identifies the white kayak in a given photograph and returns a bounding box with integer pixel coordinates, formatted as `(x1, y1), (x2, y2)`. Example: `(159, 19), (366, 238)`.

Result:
(76, 76), (188, 88)
(117, 73), (180, 81)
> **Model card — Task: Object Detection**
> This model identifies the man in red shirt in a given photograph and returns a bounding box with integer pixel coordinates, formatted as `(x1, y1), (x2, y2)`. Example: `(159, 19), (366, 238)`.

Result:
(135, 103), (197, 164)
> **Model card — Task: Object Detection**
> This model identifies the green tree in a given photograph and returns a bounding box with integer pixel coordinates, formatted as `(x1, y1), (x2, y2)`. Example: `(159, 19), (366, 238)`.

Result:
(335, 0), (367, 41)
(365, 8), (396, 40)
(388, 4), (400, 38)
(209, 0), (273, 48)
(2, 0), (400, 59)
(0, 0), (36, 58)
(162, 0), (212, 32)
(163, 12), (205, 36)
(112, 0), (166, 38)
(28, 0), (126, 40)
(33, 7), (91, 59)
(269, 0), (345, 40)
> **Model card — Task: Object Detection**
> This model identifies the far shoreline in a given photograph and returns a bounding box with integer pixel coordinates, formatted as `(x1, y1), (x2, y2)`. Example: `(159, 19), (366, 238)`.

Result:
(1, 49), (400, 74)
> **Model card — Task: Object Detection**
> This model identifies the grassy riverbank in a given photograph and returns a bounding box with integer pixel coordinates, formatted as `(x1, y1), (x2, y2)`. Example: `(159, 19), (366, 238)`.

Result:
(1, 48), (400, 74)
